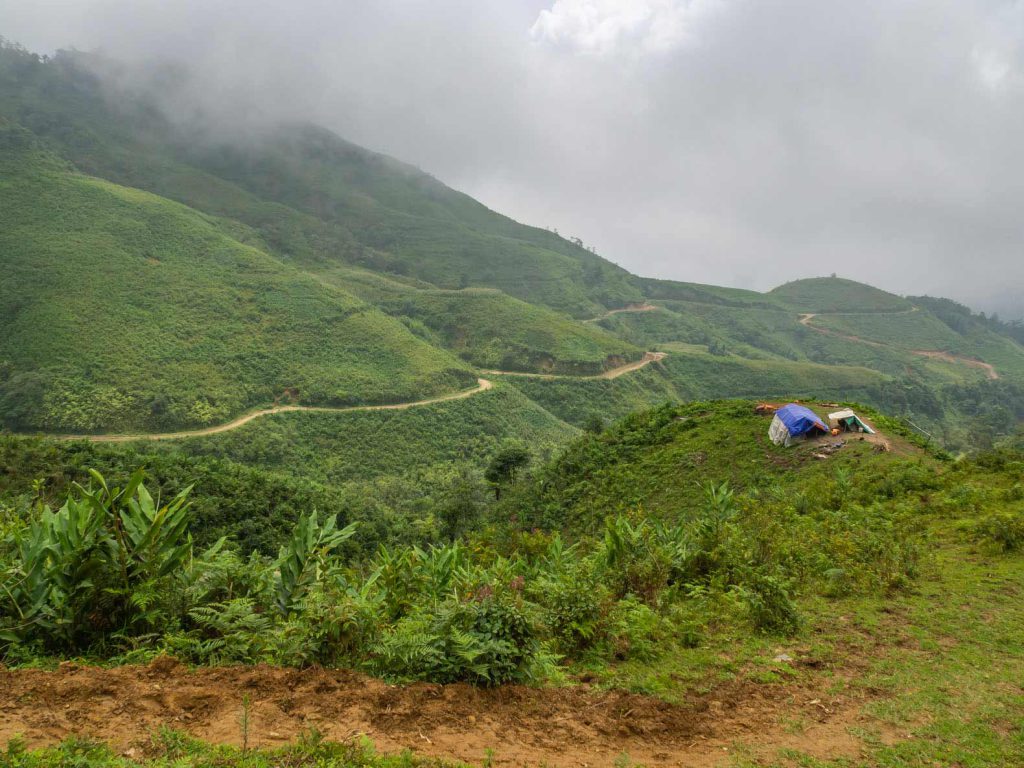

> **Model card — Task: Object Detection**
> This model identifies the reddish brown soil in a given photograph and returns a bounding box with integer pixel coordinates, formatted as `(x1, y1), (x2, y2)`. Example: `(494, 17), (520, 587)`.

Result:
(0, 658), (891, 767)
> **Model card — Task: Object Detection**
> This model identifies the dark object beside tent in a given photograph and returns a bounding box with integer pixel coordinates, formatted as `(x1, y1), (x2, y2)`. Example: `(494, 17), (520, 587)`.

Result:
(768, 403), (828, 447)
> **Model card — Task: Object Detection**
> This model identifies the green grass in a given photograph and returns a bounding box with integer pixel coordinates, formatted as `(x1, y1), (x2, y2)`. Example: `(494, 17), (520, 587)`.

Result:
(506, 351), (889, 428)
(813, 310), (967, 350)
(637, 276), (788, 309)
(339, 278), (643, 373)
(508, 399), (937, 533)
(0, 732), (466, 768)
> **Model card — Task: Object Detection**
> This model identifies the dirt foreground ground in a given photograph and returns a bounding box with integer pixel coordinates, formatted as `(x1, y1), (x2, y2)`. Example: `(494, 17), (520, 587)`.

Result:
(0, 658), (892, 767)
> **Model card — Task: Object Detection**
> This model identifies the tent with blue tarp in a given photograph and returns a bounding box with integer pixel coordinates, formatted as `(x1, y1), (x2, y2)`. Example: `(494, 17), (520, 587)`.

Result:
(768, 403), (828, 447)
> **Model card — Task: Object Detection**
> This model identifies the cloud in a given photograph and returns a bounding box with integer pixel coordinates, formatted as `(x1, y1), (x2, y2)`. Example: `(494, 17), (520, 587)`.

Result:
(530, 0), (721, 55)
(3, 0), (1024, 316)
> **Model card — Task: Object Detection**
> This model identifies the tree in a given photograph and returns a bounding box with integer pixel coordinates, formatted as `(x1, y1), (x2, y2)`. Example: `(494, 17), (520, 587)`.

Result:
(437, 467), (485, 541)
(583, 413), (606, 435)
(485, 445), (531, 500)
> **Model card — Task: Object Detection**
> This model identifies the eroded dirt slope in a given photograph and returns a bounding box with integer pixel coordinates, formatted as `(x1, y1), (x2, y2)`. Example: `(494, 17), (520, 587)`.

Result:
(0, 658), (890, 767)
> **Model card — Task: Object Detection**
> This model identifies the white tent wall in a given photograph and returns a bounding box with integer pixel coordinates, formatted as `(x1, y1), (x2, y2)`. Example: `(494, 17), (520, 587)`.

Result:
(768, 414), (793, 447)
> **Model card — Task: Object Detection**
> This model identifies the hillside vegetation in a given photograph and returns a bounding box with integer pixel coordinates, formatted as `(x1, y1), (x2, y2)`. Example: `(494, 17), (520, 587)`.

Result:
(769, 276), (913, 313)
(4, 400), (1024, 764)
(0, 123), (474, 433)
(346, 279), (642, 373)
(507, 400), (926, 533)
(0, 44), (642, 318)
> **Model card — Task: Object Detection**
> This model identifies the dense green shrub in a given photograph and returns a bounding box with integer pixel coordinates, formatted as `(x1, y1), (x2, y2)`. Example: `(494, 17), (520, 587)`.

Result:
(975, 512), (1024, 552)
(733, 570), (801, 635)
(371, 593), (537, 685)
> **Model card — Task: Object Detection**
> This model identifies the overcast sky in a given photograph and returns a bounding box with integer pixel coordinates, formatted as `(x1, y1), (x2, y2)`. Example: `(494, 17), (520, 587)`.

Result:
(4, 0), (1024, 316)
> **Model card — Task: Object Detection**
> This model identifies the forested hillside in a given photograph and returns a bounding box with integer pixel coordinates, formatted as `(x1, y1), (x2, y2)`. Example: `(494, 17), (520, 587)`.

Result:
(2, 39), (1023, 449)
(0, 121), (475, 433)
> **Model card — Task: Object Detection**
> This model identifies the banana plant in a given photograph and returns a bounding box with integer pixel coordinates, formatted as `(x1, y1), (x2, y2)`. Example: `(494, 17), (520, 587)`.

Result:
(274, 511), (356, 616)
(40, 496), (109, 643)
(74, 469), (193, 588)
(0, 521), (53, 644)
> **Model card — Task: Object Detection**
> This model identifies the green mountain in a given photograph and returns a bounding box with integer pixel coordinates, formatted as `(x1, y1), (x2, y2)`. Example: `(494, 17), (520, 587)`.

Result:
(0, 45), (642, 317)
(769, 276), (913, 313)
(1, 40), (1023, 451)
(4, 40), (1024, 768)
(0, 122), (475, 432)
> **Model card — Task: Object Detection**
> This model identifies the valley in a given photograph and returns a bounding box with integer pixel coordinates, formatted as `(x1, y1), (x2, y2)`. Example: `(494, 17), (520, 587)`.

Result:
(1, 37), (1024, 768)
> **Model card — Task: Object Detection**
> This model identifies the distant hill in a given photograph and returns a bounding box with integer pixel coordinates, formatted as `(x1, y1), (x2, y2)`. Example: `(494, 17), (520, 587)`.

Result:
(769, 276), (913, 313)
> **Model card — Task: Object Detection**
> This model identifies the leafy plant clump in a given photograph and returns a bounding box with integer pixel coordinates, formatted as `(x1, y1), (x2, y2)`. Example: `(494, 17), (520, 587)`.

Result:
(1, 451), (928, 682)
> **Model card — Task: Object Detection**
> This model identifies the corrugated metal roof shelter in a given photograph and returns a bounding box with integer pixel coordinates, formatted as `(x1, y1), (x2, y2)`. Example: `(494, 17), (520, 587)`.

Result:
(768, 403), (829, 447)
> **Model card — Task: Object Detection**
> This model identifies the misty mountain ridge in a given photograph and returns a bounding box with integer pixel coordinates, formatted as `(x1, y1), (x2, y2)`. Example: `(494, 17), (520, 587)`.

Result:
(1, 38), (1023, 449)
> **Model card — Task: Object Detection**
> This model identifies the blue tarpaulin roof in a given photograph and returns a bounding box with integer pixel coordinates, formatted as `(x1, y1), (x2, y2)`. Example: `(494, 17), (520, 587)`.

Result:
(776, 404), (827, 437)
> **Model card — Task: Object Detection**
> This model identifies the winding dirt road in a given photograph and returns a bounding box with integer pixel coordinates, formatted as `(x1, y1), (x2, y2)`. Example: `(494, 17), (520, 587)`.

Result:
(480, 351), (667, 380)
(799, 312), (1000, 380)
(47, 351), (668, 443)
(51, 379), (494, 443)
